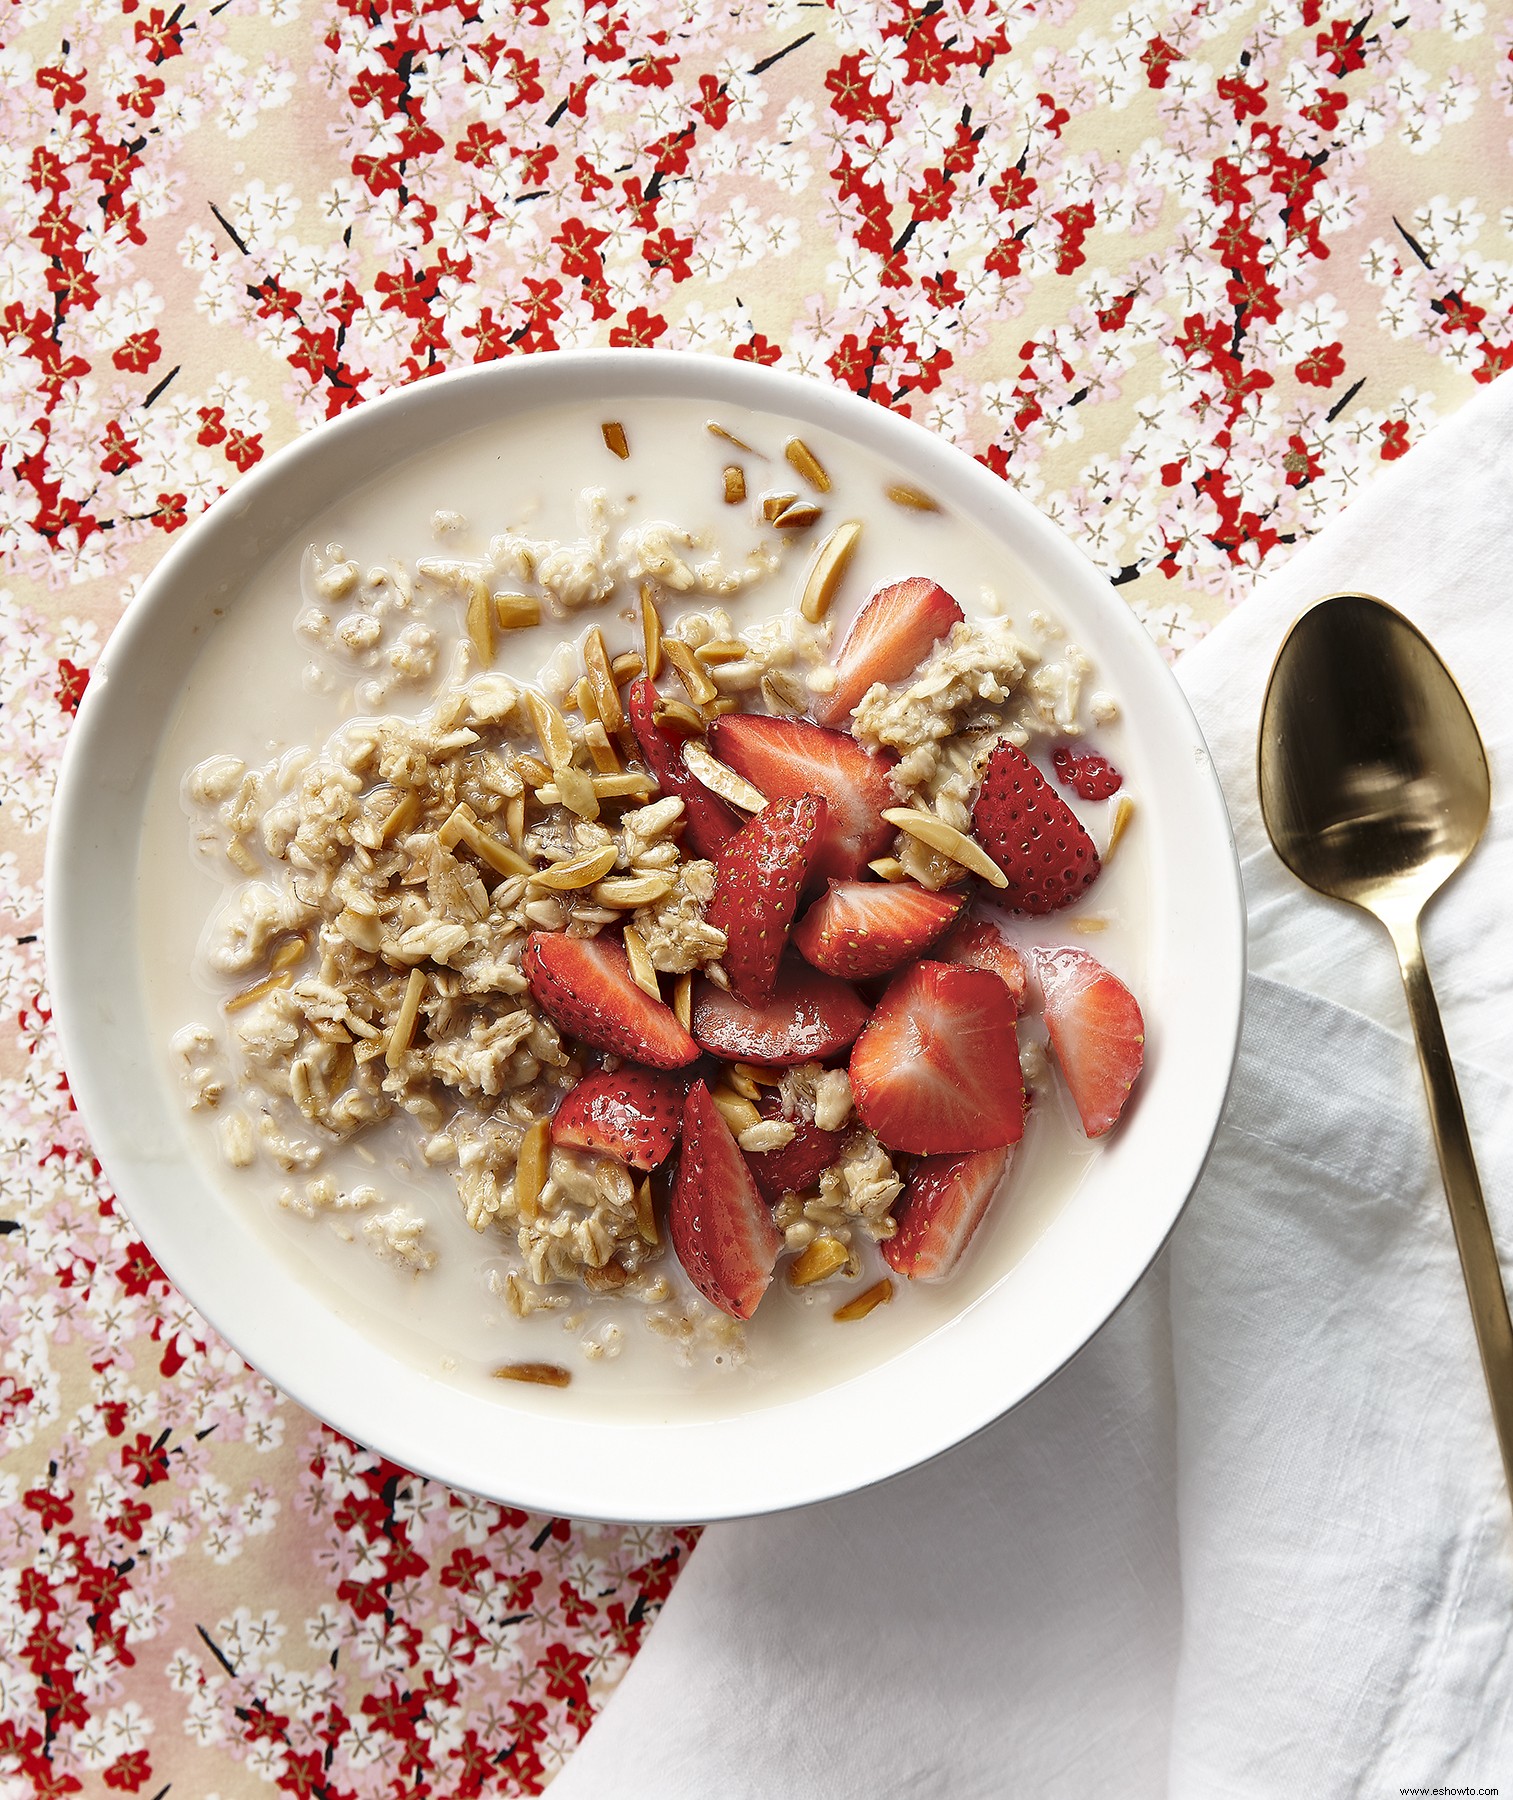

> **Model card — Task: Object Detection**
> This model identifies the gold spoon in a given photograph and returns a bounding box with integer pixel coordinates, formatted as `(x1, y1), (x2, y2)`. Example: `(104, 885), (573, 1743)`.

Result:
(1258, 591), (1513, 1502)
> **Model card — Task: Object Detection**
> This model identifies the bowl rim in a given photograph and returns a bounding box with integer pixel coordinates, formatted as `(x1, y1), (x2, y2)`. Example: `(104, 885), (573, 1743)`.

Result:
(45, 348), (1246, 1524)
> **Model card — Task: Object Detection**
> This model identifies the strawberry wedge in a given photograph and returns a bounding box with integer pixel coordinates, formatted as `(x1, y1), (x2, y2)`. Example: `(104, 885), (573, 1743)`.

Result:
(813, 576), (964, 726)
(669, 1082), (782, 1319)
(691, 959), (870, 1067)
(972, 741), (1100, 914)
(744, 1114), (847, 1202)
(849, 961), (1022, 1155)
(627, 678), (741, 862)
(710, 714), (897, 885)
(551, 1067), (684, 1170)
(794, 878), (963, 981)
(938, 915), (1030, 1014)
(708, 793), (827, 1002)
(882, 1146), (1012, 1281)
(1034, 947), (1145, 1137)
(523, 931), (700, 1069)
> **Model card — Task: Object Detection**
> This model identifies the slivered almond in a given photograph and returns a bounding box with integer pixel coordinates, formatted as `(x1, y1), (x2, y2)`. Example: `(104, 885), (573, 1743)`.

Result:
(707, 420), (756, 453)
(602, 420), (630, 459)
(707, 696), (738, 716)
(773, 500), (822, 530)
(1072, 916), (1110, 934)
(694, 639), (748, 666)
(634, 1176), (658, 1246)
(457, 816), (534, 878)
(1106, 795), (1135, 860)
(867, 856), (908, 882)
(517, 752), (552, 787)
(710, 1088), (761, 1135)
(622, 924), (660, 999)
(225, 971), (291, 1013)
(885, 482), (939, 512)
(733, 1059), (781, 1087)
(494, 592), (541, 631)
(801, 519), (862, 622)
(785, 437), (831, 492)
(515, 1119), (549, 1222)
(465, 574), (494, 663)
(535, 771), (656, 805)
(573, 675), (599, 723)
(583, 719), (621, 774)
(269, 935), (308, 973)
(525, 691), (574, 770)
(505, 792), (526, 847)
(762, 490), (799, 522)
(532, 844), (617, 890)
(583, 627), (624, 734)
(789, 1236), (849, 1286)
(723, 465), (746, 504)
(594, 873), (675, 907)
(682, 740), (766, 812)
(673, 972), (692, 1031)
(834, 1278), (894, 1321)
(662, 638), (720, 707)
(725, 1064), (761, 1102)
(640, 586), (663, 679)
(385, 967), (427, 1069)
(493, 1361), (571, 1388)
(436, 802), (474, 851)
(379, 789), (420, 842)
(651, 696), (705, 736)
(550, 764), (600, 820)
(882, 807), (1008, 889)
(611, 651), (644, 685)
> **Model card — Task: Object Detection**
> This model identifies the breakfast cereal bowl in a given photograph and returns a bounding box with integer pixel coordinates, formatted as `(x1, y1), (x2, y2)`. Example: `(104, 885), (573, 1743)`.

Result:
(46, 350), (1243, 1523)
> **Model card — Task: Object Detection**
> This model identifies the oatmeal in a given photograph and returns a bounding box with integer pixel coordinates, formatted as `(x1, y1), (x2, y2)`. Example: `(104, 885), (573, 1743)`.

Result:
(145, 397), (1147, 1417)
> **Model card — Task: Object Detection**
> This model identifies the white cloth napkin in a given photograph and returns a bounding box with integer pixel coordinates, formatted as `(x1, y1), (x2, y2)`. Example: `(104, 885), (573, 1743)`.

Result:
(551, 377), (1513, 1797)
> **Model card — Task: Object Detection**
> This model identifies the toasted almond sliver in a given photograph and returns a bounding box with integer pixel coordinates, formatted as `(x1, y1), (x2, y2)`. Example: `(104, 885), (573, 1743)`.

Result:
(532, 844), (617, 890)
(583, 718), (621, 775)
(525, 691), (574, 770)
(495, 592), (541, 630)
(790, 1236), (850, 1286)
(583, 627), (624, 734)
(834, 1278), (895, 1321)
(465, 574), (494, 663)
(707, 696), (738, 716)
(867, 856), (908, 882)
(734, 1059), (782, 1087)
(634, 1176), (659, 1246)
(611, 651), (644, 686)
(493, 1360), (572, 1388)
(593, 771), (655, 797)
(225, 971), (291, 1014)
(1073, 915), (1110, 934)
(725, 1064), (761, 1102)
(602, 420), (630, 459)
(723, 464), (746, 504)
(651, 696), (705, 737)
(711, 1089), (762, 1135)
(1106, 795), (1135, 860)
(773, 501), (823, 530)
(640, 586), (663, 680)
(885, 482), (939, 512)
(594, 873), (675, 907)
(801, 519), (862, 623)
(458, 816), (534, 878)
(673, 971), (693, 1031)
(551, 764), (601, 821)
(785, 437), (831, 493)
(436, 801), (475, 851)
(517, 752), (552, 787)
(515, 1119), (549, 1223)
(883, 807), (1008, 889)
(762, 490), (799, 522)
(385, 967), (427, 1070)
(682, 740), (766, 813)
(662, 638), (720, 708)
(622, 924), (661, 1000)
(694, 638), (748, 666)
(573, 675), (599, 724)
(379, 789), (420, 843)
(505, 792), (526, 847)
(268, 934), (308, 973)
(707, 420), (756, 453)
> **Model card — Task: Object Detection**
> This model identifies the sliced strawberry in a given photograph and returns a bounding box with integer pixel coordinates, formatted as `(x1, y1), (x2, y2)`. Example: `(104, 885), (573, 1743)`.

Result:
(882, 1146), (1012, 1281)
(972, 741), (1100, 914)
(691, 960), (871, 1067)
(523, 931), (699, 1070)
(938, 915), (1029, 1014)
(744, 1115), (847, 1202)
(849, 961), (1022, 1155)
(1052, 744), (1124, 801)
(813, 576), (965, 726)
(669, 1081), (782, 1319)
(551, 1067), (684, 1170)
(627, 677), (740, 861)
(793, 878), (964, 981)
(709, 714), (897, 885)
(708, 794), (827, 1002)
(1034, 947), (1145, 1137)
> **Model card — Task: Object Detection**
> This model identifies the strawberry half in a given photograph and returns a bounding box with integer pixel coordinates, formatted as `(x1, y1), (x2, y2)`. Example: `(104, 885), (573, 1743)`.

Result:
(849, 961), (1023, 1155)
(708, 794), (827, 1002)
(551, 1067), (683, 1170)
(813, 576), (964, 726)
(1033, 947), (1145, 1138)
(627, 677), (740, 861)
(938, 915), (1029, 1014)
(523, 931), (700, 1070)
(793, 878), (964, 981)
(669, 1081), (782, 1319)
(882, 1146), (1012, 1281)
(972, 741), (1100, 914)
(744, 1114), (847, 1202)
(710, 714), (897, 885)
(1052, 744), (1124, 801)
(691, 960), (871, 1067)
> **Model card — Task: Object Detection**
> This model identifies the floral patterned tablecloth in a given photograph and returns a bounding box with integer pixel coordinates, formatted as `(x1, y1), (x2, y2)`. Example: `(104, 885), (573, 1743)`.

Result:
(1, 0), (1508, 1792)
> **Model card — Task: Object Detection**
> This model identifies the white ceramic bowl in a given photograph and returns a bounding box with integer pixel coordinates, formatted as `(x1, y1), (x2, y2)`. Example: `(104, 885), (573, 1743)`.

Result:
(46, 350), (1244, 1523)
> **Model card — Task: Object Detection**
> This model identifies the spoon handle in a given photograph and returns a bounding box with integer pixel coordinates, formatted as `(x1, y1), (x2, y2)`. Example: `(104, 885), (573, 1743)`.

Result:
(1390, 916), (1513, 1503)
